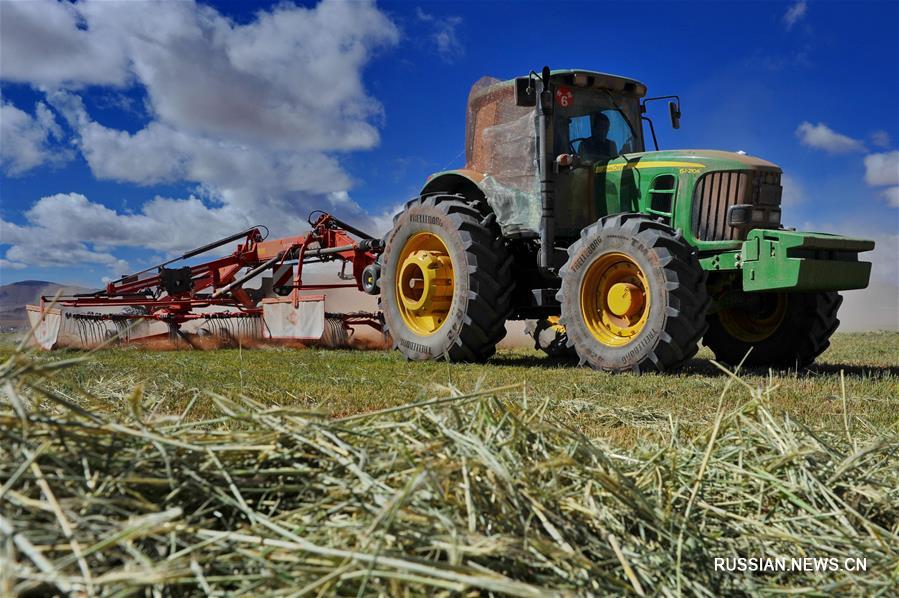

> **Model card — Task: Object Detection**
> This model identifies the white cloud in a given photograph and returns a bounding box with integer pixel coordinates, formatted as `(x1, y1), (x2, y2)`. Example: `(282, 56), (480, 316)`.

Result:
(0, 192), (239, 272)
(416, 8), (463, 63)
(796, 121), (866, 154)
(783, 1), (808, 30)
(47, 93), (352, 196)
(0, 0), (131, 87)
(863, 151), (899, 186)
(433, 17), (464, 63)
(0, 258), (27, 270)
(0, 0), (401, 274)
(870, 130), (891, 148)
(1, 205), (131, 274)
(863, 151), (899, 209)
(7, 0), (399, 151)
(881, 187), (899, 208)
(0, 99), (71, 175)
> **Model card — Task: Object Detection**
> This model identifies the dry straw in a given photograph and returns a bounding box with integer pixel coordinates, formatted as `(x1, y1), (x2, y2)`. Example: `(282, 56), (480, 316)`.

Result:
(0, 348), (897, 595)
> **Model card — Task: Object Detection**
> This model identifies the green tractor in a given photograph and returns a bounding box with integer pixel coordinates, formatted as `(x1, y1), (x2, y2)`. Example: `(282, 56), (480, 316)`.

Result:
(372, 67), (874, 372)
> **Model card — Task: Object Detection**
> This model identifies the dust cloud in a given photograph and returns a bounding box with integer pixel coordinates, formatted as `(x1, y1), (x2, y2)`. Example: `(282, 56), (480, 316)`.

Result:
(838, 234), (898, 331)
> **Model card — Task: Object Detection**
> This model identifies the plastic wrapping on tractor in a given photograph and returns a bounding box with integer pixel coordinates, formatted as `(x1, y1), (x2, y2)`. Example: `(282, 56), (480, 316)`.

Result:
(466, 77), (541, 236)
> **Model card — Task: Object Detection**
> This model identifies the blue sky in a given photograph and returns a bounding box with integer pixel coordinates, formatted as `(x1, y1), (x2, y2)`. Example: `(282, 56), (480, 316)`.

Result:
(1, 0), (897, 296)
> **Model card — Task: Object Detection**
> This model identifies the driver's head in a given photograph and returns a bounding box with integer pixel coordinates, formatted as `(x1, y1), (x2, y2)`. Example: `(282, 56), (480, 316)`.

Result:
(591, 112), (610, 138)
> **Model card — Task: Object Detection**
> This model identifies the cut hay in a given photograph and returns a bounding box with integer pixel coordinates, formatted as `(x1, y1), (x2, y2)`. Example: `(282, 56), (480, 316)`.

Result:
(1, 350), (897, 595)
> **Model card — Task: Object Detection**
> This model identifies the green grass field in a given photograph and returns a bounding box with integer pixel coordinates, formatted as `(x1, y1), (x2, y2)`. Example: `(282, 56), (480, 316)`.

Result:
(4, 332), (897, 447)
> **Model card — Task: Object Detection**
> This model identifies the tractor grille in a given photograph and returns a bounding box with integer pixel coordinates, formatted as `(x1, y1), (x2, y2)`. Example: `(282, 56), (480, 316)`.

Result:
(691, 170), (781, 241)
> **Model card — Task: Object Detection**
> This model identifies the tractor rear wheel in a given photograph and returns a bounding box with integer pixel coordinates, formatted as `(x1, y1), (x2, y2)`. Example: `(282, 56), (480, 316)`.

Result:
(379, 195), (513, 362)
(557, 214), (709, 373)
(703, 291), (841, 368)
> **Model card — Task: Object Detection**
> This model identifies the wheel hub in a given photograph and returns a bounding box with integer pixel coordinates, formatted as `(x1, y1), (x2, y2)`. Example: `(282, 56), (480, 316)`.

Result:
(580, 253), (651, 347)
(398, 250), (453, 313)
(395, 232), (455, 336)
(607, 282), (644, 317)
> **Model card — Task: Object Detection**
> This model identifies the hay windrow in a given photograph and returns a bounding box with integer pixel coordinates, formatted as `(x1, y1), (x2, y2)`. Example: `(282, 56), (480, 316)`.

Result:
(0, 350), (897, 596)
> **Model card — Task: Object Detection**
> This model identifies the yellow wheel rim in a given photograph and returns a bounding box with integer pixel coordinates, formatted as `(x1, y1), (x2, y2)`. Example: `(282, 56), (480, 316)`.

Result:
(395, 232), (454, 336)
(580, 252), (651, 347)
(719, 293), (787, 343)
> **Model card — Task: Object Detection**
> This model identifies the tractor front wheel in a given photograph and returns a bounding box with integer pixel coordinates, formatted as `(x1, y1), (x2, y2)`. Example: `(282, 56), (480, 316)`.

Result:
(703, 291), (841, 368)
(379, 195), (512, 362)
(558, 214), (709, 373)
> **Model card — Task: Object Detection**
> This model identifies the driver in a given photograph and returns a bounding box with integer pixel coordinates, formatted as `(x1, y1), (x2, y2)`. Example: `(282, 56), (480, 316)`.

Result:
(578, 112), (618, 161)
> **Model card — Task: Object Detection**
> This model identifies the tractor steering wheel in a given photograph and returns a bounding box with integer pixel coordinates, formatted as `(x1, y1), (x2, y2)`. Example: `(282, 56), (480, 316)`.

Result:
(569, 137), (590, 155)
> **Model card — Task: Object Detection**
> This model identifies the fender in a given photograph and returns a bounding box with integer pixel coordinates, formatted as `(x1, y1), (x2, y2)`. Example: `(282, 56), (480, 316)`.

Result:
(420, 169), (487, 201)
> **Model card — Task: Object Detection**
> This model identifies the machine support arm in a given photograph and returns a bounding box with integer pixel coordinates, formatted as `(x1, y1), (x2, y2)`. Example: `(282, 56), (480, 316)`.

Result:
(212, 253), (284, 298)
(100, 227), (265, 290)
(182, 226), (265, 259)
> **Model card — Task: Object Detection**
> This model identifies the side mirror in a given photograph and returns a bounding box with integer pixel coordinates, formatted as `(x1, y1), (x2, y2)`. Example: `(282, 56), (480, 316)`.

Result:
(669, 101), (681, 130)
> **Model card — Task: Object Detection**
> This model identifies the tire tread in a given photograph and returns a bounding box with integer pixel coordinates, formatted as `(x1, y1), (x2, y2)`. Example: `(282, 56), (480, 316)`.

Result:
(379, 195), (513, 362)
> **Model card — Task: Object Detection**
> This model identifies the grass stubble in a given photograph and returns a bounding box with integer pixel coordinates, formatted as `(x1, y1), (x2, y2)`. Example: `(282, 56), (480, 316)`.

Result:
(0, 335), (897, 595)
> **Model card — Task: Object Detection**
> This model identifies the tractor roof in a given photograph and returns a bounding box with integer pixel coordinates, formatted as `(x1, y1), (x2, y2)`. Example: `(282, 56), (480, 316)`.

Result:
(469, 69), (648, 105)
(545, 69), (647, 98)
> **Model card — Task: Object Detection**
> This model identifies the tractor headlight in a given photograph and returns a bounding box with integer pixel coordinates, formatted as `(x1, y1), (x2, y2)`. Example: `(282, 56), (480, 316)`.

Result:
(727, 204), (780, 230)
(727, 204), (753, 227)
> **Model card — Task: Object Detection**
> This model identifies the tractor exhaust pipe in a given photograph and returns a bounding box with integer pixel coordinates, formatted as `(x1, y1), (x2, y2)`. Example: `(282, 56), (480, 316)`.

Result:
(537, 65), (556, 272)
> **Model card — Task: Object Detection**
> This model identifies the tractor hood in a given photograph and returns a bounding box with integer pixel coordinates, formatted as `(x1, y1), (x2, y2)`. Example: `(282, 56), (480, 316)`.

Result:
(604, 149), (781, 173)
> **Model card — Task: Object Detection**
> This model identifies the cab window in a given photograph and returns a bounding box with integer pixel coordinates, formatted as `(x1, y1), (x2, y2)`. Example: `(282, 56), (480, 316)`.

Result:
(567, 109), (636, 159)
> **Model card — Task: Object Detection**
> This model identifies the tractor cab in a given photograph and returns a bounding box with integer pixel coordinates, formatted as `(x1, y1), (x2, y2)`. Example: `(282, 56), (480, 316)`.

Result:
(548, 75), (645, 160)
(462, 70), (647, 241)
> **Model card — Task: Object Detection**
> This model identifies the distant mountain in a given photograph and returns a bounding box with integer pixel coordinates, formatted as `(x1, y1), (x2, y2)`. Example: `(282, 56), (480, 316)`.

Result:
(0, 280), (92, 330)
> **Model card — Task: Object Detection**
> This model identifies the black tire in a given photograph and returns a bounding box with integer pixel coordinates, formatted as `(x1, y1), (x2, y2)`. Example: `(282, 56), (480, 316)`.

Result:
(704, 291), (841, 368)
(557, 214), (709, 373)
(524, 318), (577, 358)
(379, 195), (513, 362)
(361, 263), (380, 295)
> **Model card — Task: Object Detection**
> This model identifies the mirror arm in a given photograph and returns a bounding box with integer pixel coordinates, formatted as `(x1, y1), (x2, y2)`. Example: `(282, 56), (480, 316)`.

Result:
(642, 94), (681, 108)
(642, 95), (682, 131)
(641, 116), (659, 151)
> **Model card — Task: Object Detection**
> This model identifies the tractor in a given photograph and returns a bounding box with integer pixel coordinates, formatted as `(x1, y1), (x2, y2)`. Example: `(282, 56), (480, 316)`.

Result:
(371, 67), (874, 372)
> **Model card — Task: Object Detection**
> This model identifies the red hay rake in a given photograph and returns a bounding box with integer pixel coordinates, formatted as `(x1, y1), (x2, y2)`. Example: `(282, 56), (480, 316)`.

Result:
(26, 212), (385, 349)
